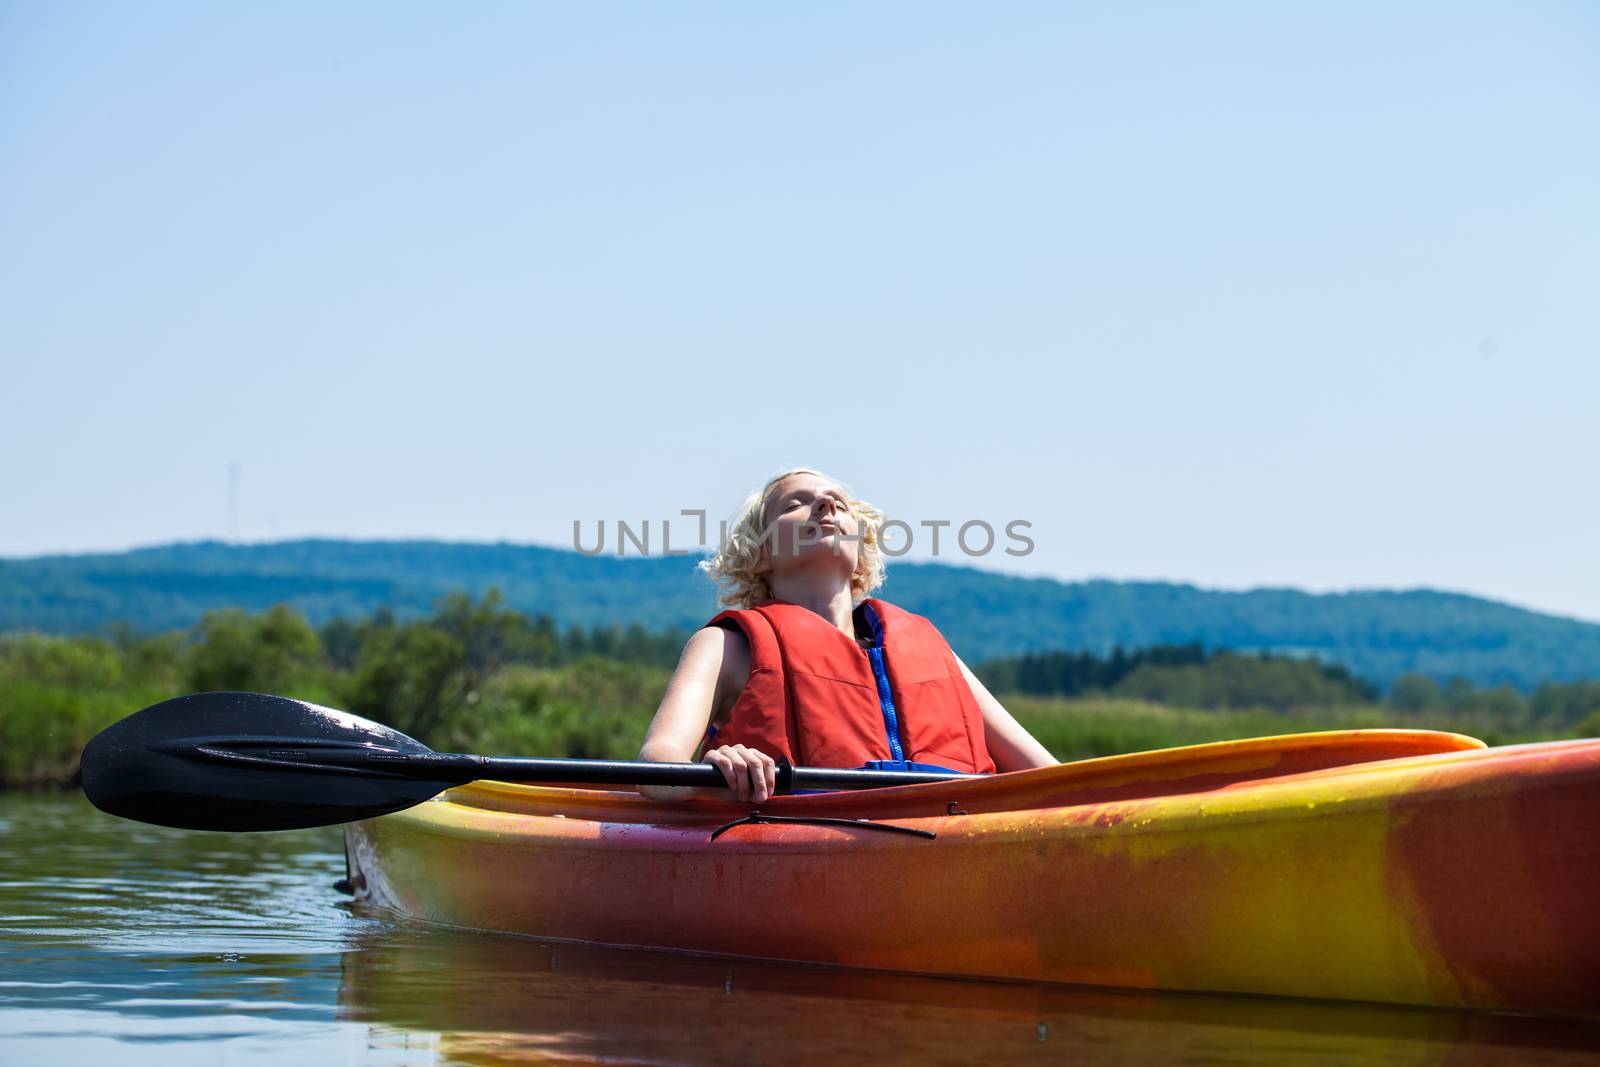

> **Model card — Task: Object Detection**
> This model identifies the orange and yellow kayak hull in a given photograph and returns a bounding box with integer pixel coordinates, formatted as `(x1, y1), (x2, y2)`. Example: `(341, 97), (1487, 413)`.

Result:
(344, 731), (1600, 1015)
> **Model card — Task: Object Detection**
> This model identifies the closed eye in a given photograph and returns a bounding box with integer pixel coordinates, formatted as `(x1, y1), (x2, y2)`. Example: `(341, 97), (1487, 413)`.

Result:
(783, 490), (849, 510)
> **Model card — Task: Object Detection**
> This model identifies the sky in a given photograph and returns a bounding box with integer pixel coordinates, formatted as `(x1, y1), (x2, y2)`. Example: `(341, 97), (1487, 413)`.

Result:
(2, 2), (1597, 620)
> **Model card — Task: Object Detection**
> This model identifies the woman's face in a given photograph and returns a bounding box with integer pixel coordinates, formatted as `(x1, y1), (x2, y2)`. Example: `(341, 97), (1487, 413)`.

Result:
(757, 473), (861, 580)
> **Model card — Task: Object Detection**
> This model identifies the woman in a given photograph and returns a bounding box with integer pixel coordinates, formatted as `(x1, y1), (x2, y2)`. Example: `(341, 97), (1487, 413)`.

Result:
(638, 467), (1056, 802)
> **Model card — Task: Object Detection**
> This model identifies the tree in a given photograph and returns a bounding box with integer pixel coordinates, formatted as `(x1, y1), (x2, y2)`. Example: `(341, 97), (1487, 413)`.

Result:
(1387, 673), (1441, 713)
(342, 624), (465, 744)
(340, 589), (539, 745)
(188, 604), (321, 693)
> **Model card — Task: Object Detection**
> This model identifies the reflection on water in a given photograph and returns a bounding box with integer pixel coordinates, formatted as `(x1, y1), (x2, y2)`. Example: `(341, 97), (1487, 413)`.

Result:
(1, 792), (1596, 1066)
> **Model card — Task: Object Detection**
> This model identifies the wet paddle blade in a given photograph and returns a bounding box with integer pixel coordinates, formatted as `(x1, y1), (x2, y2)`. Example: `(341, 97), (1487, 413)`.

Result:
(80, 692), (463, 832)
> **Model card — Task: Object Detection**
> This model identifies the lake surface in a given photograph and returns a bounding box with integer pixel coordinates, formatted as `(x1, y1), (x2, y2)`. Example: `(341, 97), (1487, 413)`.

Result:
(2, 791), (1597, 1066)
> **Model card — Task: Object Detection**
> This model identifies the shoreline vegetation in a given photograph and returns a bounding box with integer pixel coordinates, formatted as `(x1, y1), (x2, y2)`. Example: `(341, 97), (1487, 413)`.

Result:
(3, 591), (1597, 789)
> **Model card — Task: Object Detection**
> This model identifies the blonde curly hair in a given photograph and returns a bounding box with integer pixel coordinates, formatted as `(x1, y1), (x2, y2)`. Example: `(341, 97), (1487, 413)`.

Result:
(698, 467), (888, 609)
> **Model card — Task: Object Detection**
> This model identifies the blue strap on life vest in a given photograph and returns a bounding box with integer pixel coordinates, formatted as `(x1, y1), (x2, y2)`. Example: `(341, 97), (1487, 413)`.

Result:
(858, 602), (907, 762)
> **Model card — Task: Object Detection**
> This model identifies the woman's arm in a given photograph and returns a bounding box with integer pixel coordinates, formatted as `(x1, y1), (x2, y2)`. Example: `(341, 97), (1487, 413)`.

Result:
(955, 653), (1058, 771)
(637, 625), (776, 802)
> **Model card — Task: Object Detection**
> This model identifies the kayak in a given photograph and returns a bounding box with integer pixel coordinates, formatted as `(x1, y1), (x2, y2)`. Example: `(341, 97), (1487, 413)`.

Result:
(343, 730), (1600, 1016)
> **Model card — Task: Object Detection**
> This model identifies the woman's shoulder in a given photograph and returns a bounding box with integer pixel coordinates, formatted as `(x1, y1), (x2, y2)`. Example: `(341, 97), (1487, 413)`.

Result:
(686, 619), (748, 653)
(686, 622), (751, 691)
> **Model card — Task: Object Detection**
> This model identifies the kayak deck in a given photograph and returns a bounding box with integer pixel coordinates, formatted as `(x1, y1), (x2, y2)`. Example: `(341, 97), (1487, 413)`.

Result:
(425, 728), (1486, 824)
(345, 730), (1600, 1016)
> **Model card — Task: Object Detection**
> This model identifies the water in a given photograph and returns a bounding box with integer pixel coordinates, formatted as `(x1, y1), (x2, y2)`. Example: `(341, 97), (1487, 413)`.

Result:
(1, 792), (1597, 1066)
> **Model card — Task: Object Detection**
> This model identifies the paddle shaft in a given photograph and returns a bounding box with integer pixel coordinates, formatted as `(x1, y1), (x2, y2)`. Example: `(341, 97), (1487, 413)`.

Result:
(177, 737), (978, 792)
(401, 754), (975, 792)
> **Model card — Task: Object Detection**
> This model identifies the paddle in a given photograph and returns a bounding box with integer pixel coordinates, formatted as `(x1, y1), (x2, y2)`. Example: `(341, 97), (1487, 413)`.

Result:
(79, 692), (976, 833)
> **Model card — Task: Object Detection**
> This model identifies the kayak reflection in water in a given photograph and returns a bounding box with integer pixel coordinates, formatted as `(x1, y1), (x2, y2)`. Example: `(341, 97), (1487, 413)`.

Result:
(638, 467), (1058, 803)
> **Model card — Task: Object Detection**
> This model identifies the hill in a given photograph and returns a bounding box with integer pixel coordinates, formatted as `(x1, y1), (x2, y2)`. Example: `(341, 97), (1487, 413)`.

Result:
(3, 539), (1598, 691)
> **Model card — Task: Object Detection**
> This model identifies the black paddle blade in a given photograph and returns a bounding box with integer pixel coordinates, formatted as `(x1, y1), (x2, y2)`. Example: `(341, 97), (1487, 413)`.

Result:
(80, 692), (464, 832)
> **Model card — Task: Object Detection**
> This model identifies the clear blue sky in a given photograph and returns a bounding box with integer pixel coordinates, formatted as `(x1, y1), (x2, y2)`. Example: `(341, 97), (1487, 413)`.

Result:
(3, 2), (1597, 620)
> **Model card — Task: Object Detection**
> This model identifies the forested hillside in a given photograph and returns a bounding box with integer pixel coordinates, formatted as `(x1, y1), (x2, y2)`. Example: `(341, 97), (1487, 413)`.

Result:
(4, 539), (1598, 690)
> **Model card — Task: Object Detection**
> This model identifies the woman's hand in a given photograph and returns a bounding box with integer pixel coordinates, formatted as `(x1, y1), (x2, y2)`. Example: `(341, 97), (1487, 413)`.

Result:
(702, 744), (776, 803)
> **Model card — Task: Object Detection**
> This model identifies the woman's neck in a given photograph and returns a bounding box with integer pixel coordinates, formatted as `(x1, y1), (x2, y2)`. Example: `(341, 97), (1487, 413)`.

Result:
(766, 575), (857, 636)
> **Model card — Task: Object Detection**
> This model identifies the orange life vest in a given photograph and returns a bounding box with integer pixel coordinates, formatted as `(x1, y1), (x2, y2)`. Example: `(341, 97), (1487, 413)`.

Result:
(704, 597), (996, 774)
